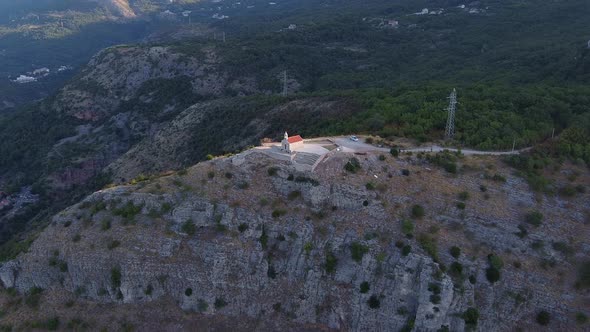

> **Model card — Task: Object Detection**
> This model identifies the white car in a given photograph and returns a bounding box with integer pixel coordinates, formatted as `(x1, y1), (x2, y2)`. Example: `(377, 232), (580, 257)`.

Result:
(349, 135), (359, 142)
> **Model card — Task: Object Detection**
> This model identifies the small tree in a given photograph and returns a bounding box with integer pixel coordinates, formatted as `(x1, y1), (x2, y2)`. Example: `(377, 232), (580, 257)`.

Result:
(181, 220), (196, 235)
(360, 281), (370, 293)
(525, 211), (543, 227)
(367, 295), (381, 309)
(450, 246), (461, 259)
(350, 242), (369, 263)
(536, 311), (550, 326)
(463, 307), (479, 326)
(390, 148), (399, 157)
(411, 204), (425, 218)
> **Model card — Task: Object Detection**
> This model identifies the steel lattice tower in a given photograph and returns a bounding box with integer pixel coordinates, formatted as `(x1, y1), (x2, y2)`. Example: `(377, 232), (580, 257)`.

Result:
(445, 88), (457, 139)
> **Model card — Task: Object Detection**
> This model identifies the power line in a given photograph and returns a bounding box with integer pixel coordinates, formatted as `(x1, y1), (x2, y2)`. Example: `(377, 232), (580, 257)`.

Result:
(445, 88), (457, 140)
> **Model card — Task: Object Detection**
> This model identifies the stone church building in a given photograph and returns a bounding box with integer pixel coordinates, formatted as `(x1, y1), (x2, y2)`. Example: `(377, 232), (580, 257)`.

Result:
(281, 132), (303, 153)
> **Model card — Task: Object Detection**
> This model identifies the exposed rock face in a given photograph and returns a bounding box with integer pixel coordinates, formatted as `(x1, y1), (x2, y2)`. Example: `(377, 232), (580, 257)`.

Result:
(100, 0), (136, 18)
(1, 151), (588, 331)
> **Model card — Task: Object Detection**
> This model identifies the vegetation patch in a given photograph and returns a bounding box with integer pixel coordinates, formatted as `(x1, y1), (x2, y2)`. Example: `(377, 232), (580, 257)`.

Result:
(350, 242), (369, 263)
(411, 205), (425, 219)
(360, 281), (370, 293)
(325, 251), (338, 273)
(181, 220), (196, 236)
(417, 234), (438, 262)
(344, 158), (362, 173)
(525, 211), (543, 227)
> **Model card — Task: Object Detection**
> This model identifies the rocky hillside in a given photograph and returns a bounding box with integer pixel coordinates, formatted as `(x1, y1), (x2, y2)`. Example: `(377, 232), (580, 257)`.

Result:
(1, 149), (588, 331)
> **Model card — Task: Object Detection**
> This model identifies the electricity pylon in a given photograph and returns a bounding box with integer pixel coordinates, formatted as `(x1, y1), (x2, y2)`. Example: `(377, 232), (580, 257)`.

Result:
(445, 88), (457, 140)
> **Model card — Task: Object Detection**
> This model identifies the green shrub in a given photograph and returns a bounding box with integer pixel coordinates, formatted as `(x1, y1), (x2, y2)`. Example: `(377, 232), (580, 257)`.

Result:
(325, 251), (337, 273)
(303, 242), (313, 255)
(450, 246), (461, 259)
(25, 287), (44, 308)
(287, 190), (301, 200)
(531, 240), (544, 251)
(113, 201), (143, 220)
(111, 267), (121, 289)
(181, 220), (196, 235)
(401, 245), (411, 256)
(145, 284), (153, 296)
(417, 234), (438, 262)
(66, 318), (88, 330)
(259, 226), (268, 249)
(576, 312), (588, 324)
(207, 171), (215, 179)
(367, 295), (380, 309)
(430, 294), (441, 304)
(525, 211), (543, 227)
(458, 191), (470, 200)
(185, 288), (192, 296)
(32, 316), (59, 331)
(350, 242), (369, 263)
(552, 241), (573, 256)
(463, 307), (479, 325)
(456, 202), (466, 209)
(411, 204), (425, 218)
(344, 158), (362, 173)
(378, 154), (386, 161)
(272, 209), (287, 218)
(486, 267), (500, 283)
(101, 218), (111, 231)
(516, 224), (528, 238)
(267, 264), (276, 279)
(390, 148), (399, 157)
(401, 169), (410, 176)
(559, 185), (577, 197)
(401, 219), (414, 235)
(238, 223), (248, 233)
(198, 299), (209, 312)
(267, 167), (278, 176)
(576, 261), (590, 289)
(491, 174), (506, 182)
(160, 202), (172, 213)
(360, 281), (370, 293)
(444, 163), (457, 174)
(449, 262), (463, 278)
(488, 253), (504, 270)
(107, 240), (120, 250)
(214, 297), (227, 309)
(536, 310), (550, 325)
(294, 176), (320, 186)
(72, 234), (81, 242)
(365, 182), (375, 190)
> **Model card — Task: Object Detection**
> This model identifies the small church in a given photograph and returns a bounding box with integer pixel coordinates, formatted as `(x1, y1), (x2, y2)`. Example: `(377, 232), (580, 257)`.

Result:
(281, 132), (303, 153)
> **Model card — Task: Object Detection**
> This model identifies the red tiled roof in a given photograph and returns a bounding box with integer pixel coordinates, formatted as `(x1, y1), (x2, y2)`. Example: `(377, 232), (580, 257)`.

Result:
(287, 135), (303, 143)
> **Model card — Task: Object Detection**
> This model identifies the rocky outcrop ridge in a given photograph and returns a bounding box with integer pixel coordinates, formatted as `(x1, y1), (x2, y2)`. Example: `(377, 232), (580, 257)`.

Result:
(1, 151), (588, 331)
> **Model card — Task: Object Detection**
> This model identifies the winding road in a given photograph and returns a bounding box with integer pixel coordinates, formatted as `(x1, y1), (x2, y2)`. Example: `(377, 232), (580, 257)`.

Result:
(330, 137), (530, 156)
